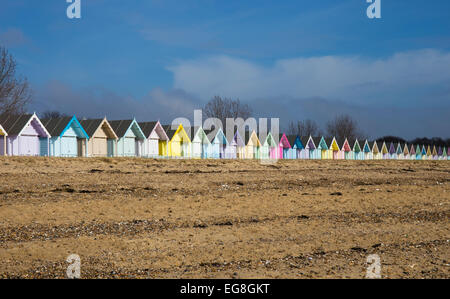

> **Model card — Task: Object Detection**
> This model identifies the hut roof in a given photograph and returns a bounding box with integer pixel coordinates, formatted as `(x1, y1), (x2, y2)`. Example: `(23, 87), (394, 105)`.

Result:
(41, 117), (74, 137)
(0, 114), (34, 135)
(138, 121), (158, 138)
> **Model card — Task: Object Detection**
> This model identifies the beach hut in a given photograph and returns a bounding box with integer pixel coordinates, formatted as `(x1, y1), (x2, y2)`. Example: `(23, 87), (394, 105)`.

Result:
(415, 144), (422, 160)
(41, 116), (89, 157)
(378, 141), (389, 159)
(0, 113), (50, 156)
(388, 142), (396, 159)
(431, 145), (438, 160)
(409, 144), (416, 160)
(278, 133), (291, 159)
(109, 119), (145, 157)
(402, 143), (410, 160)
(298, 136), (310, 159)
(225, 130), (245, 159)
(188, 126), (210, 159)
(437, 146), (443, 160)
(261, 132), (278, 160)
(395, 143), (403, 160)
(337, 138), (350, 160)
(374, 141), (383, 160)
(314, 137), (329, 160)
(362, 140), (372, 160)
(446, 147), (450, 160)
(164, 124), (191, 158)
(349, 138), (363, 160)
(426, 145), (432, 160)
(418, 145), (425, 160)
(80, 118), (118, 157)
(139, 121), (169, 157)
(208, 128), (228, 159)
(287, 135), (305, 159)
(310, 137), (322, 159)
(0, 124), (7, 156)
(244, 130), (261, 159)
(328, 137), (341, 160)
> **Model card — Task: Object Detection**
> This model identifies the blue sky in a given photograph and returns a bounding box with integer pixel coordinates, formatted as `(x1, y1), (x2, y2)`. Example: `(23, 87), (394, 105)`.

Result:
(1, 0), (450, 139)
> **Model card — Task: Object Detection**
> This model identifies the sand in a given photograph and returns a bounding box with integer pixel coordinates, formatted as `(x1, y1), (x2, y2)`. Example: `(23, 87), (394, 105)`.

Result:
(0, 157), (448, 278)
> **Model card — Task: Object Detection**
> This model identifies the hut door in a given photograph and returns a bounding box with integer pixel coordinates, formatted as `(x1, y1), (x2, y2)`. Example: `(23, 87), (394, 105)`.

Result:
(77, 139), (84, 157)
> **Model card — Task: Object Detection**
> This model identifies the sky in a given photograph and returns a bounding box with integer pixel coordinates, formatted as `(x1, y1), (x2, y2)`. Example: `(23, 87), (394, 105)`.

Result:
(1, 0), (449, 139)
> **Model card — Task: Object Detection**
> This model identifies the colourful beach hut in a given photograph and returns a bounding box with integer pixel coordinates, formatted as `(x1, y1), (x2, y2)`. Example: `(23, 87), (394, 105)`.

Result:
(0, 124), (7, 156)
(349, 138), (363, 160)
(414, 144), (421, 160)
(401, 143), (409, 160)
(244, 130), (261, 159)
(188, 126), (210, 159)
(388, 142), (396, 159)
(437, 146), (443, 160)
(225, 130), (245, 159)
(310, 137), (323, 159)
(362, 140), (372, 160)
(261, 132), (278, 160)
(338, 138), (351, 160)
(41, 116), (89, 157)
(432, 145), (438, 160)
(328, 137), (341, 160)
(139, 121), (169, 157)
(164, 124), (191, 158)
(316, 137), (329, 160)
(287, 135), (305, 159)
(371, 142), (381, 160)
(278, 133), (291, 159)
(378, 141), (389, 159)
(426, 145), (432, 160)
(395, 143), (403, 160)
(109, 119), (145, 157)
(0, 113), (50, 156)
(408, 144), (415, 160)
(299, 136), (310, 159)
(80, 118), (118, 157)
(208, 128), (228, 159)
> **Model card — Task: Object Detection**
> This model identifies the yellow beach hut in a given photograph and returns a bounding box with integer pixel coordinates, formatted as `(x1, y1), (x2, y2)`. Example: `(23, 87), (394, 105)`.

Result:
(244, 130), (261, 159)
(164, 124), (191, 158)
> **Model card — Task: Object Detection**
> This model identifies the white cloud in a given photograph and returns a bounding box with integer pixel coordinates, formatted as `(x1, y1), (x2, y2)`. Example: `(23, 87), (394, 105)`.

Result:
(168, 49), (450, 106)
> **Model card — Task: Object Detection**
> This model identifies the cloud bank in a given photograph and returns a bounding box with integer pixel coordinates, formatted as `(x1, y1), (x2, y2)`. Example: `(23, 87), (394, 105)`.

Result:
(168, 49), (450, 107)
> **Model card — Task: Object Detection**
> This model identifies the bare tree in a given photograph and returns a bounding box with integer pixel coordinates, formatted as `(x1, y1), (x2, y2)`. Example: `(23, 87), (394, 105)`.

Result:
(203, 96), (252, 127)
(0, 46), (32, 115)
(41, 110), (69, 119)
(326, 114), (366, 141)
(287, 119), (321, 137)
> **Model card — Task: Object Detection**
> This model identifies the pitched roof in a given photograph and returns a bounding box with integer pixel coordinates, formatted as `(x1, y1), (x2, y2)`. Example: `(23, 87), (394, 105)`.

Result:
(312, 136), (322, 147)
(79, 119), (104, 138)
(286, 135), (297, 148)
(109, 120), (134, 138)
(163, 124), (177, 140)
(324, 137), (333, 147)
(41, 117), (73, 137)
(138, 121), (158, 138)
(335, 137), (346, 149)
(300, 136), (309, 147)
(0, 114), (34, 135)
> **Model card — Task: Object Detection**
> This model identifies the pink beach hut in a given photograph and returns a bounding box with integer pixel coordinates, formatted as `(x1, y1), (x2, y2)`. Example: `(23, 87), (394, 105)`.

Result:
(278, 133), (291, 159)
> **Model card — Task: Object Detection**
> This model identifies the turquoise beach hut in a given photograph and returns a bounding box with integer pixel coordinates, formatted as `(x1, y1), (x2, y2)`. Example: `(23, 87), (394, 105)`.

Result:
(109, 119), (146, 157)
(41, 116), (89, 157)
